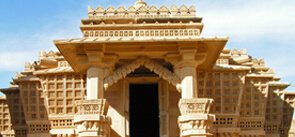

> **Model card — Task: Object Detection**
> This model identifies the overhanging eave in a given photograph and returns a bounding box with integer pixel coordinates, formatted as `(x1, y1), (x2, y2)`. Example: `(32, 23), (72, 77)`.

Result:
(54, 37), (228, 72)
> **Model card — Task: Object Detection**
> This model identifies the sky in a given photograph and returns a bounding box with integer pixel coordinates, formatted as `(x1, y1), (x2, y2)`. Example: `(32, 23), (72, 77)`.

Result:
(0, 0), (294, 117)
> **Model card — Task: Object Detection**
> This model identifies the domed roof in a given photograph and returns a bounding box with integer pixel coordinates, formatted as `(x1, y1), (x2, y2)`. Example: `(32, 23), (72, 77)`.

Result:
(134, 0), (148, 9)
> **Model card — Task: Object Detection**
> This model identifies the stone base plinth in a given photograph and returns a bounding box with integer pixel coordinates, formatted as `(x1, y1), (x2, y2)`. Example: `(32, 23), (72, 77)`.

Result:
(74, 99), (111, 137)
(178, 98), (215, 137)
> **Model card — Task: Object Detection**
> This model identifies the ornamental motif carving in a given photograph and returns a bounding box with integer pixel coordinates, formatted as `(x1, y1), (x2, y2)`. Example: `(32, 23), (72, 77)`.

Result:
(179, 118), (214, 130)
(178, 115), (215, 137)
(76, 119), (111, 136)
(76, 99), (108, 115)
(74, 99), (111, 137)
(83, 29), (200, 38)
(88, 5), (196, 18)
(179, 98), (214, 115)
(178, 98), (215, 137)
(104, 57), (181, 87)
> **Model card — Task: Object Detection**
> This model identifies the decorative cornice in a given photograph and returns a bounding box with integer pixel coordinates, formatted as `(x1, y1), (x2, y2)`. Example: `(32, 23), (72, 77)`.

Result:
(88, 5), (196, 18)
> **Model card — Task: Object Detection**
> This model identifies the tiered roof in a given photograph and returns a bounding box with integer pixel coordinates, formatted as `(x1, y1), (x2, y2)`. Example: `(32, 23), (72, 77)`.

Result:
(216, 49), (290, 88)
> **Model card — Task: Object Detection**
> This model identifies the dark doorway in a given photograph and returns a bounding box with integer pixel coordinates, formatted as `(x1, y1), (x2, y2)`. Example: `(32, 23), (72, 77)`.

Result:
(129, 84), (159, 137)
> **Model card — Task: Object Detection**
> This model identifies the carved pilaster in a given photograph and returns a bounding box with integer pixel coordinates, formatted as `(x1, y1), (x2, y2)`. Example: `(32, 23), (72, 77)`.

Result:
(178, 98), (215, 137)
(74, 99), (111, 137)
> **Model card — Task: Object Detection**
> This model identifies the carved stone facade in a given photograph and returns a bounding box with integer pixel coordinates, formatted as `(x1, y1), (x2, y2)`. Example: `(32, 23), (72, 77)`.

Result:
(0, 88), (27, 137)
(0, 1), (295, 137)
(0, 96), (15, 137)
(178, 98), (215, 137)
(74, 99), (111, 137)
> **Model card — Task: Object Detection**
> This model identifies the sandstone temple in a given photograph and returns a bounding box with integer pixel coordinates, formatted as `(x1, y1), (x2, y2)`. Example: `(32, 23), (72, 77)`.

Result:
(0, 0), (295, 137)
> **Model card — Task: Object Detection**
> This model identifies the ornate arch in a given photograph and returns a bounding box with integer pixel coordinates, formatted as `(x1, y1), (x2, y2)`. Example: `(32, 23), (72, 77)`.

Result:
(104, 57), (181, 87)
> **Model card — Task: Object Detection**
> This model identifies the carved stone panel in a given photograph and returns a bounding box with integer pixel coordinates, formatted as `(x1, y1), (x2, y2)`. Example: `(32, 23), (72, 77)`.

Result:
(74, 99), (111, 137)
(178, 98), (215, 137)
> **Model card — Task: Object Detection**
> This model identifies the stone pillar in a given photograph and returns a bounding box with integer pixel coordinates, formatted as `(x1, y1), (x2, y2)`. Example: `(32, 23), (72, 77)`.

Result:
(74, 99), (111, 137)
(177, 48), (215, 137)
(74, 67), (111, 137)
(86, 67), (104, 100)
(178, 70), (215, 137)
(179, 66), (197, 99)
(178, 98), (215, 137)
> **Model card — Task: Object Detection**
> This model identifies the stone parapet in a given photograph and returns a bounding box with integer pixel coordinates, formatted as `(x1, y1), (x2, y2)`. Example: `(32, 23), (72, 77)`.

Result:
(178, 98), (215, 137)
(87, 5), (197, 19)
(74, 99), (111, 137)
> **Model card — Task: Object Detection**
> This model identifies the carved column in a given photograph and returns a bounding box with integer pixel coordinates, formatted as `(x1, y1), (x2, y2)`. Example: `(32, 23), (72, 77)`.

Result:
(74, 65), (111, 136)
(179, 66), (197, 99)
(74, 99), (111, 137)
(176, 47), (215, 137)
(86, 67), (104, 100)
(178, 98), (215, 137)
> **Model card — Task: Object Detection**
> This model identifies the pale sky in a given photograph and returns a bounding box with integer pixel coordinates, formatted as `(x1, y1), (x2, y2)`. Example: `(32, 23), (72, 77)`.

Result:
(0, 0), (294, 118)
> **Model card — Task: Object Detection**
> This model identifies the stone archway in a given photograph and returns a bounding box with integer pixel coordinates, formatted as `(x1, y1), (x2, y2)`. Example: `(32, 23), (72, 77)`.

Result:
(103, 56), (181, 137)
(104, 56), (181, 87)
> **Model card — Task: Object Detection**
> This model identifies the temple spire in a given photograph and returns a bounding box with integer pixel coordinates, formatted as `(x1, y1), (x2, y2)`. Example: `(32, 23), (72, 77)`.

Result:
(134, 0), (148, 9)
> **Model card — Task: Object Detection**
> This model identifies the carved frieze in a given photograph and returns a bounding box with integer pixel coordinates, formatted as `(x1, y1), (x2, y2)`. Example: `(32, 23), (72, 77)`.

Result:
(83, 29), (200, 38)
(76, 99), (108, 115)
(179, 98), (214, 115)
(88, 5), (196, 18)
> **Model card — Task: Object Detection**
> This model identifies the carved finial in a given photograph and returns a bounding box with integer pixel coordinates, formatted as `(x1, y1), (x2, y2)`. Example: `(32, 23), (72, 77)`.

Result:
(39, 51), (46, 59)
(134, 0), (148, 9)
(24, 62), (33, 71)
(88, 6), (94, 12)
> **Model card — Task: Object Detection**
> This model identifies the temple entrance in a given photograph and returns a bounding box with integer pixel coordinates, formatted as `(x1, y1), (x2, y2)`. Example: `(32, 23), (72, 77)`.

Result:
(129, 84), (160, 137)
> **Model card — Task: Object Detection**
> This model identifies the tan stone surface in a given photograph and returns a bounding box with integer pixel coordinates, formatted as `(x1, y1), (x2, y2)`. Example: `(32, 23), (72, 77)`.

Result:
(0, 0), (295, 137)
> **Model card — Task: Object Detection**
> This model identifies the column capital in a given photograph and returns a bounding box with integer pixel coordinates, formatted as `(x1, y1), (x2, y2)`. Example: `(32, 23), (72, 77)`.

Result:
(86, 50), (104, 63)
(86, 54), (118, 70)
(176, 47), (198, 68)
(175, 53), (207, 69)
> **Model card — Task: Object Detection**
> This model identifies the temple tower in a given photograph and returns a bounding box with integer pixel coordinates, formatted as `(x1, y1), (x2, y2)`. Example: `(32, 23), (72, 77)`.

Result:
(54, 0), (227, 137)
(0, 1), (295, 137)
